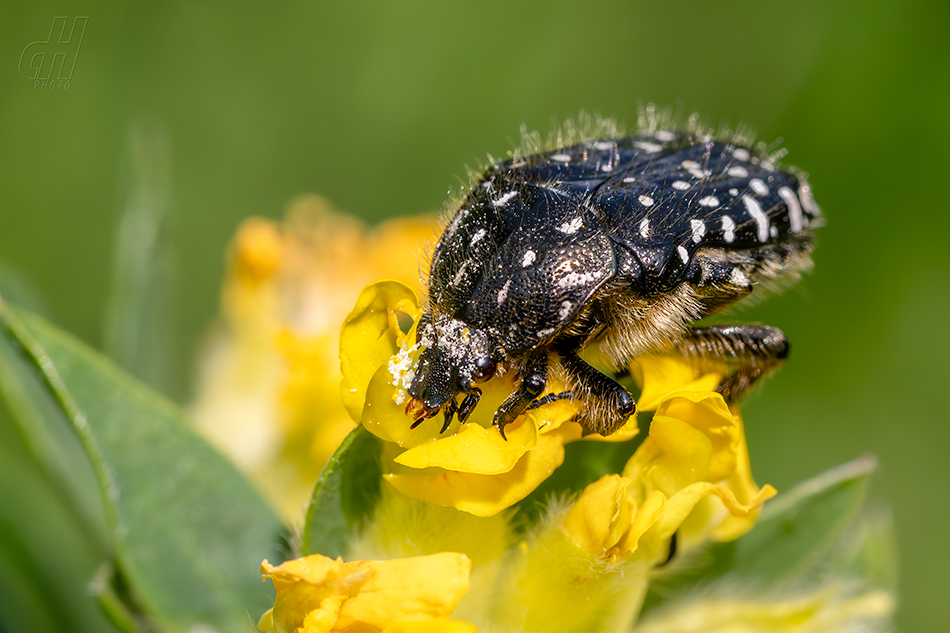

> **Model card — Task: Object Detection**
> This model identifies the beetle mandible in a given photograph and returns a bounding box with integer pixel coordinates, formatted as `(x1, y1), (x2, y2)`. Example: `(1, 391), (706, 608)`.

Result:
(405, 115), (821, 438)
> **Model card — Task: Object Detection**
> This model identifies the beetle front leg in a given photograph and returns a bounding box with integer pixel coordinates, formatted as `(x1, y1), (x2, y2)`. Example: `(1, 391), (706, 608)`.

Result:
(456, 387), (482, 425)
(674, 325), (789, 403)
(492, 350), (548, 439)
(439, 398), (459, 433)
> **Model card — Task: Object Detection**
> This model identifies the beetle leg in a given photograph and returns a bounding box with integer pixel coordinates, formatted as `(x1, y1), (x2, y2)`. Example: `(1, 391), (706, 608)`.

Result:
(674, 325), (789, 403)
(456, 387), (482, 425)
(439, 398), (458, 433)
(526, 391), (574, 410)
(558, 342), (635, 436)
(492, 350), (548, 439)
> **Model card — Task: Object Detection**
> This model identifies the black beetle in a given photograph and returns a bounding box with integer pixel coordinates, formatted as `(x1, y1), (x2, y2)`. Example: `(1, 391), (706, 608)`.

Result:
(405, 116), (820, 437)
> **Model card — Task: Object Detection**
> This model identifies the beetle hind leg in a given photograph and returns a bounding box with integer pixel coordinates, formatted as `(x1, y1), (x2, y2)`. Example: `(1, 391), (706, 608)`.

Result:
(674, 325), (789, 403)
(557, 342), (635, 436)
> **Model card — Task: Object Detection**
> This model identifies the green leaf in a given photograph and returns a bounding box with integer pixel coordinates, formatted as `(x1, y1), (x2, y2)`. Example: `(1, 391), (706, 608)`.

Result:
(0, 301), (285, 633)
(730, 454), (875, 581)
(0, 402), (121, 633)
(102, 121), (176, 395)
(0, 316), (110, 553)
(643, 455), (876, 613)
(302, 426), (383, 557)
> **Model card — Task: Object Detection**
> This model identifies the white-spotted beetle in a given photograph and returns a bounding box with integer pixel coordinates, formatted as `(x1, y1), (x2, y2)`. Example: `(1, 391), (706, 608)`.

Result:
(406, 115), (821, 437)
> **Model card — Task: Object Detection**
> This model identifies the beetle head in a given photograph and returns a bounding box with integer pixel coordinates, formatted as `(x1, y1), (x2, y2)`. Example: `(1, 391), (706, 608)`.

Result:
(406, 315), (496, 421)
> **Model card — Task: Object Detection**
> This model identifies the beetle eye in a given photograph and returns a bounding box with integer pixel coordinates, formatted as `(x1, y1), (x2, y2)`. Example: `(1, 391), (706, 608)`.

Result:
(471, 357), (495, 383)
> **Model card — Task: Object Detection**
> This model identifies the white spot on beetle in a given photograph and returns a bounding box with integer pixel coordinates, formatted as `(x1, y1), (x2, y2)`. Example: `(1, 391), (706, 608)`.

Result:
(750, 178), (769, 196)
(558, 217), (583, 234)
(681, 160), (709, 179)
(721, 216), (736, 243)
(690, 219), (706, 243)
(677, 245), (689, 263)
(672, 180), (690, 191)
(622, 176), (637, 183)
(522, 250), (536, 267)
(635, 141), (663, 152)
(699, 195), (720, 207)
(742, 195), (770, 242)
(733, 148), (751, 161)
(770, 225), (779, 238)
(729, 188), (739, 196)
(729, 268), (750, 286)
(638, 194), (655, 207)
(593, 141), (615, 151)
(558, 300), (573, 321)
(497, 279), (512, 304)
(492, 191), (519, 207)
(639, 218), (650, 239)
(452, 261), (470, 286)
(558, 270), (602, 289)
(778, 186), (804, 232)
(469, 228), (486, 247)
(550, 153), (572, 162)
(727, 166), (748, 178)
(799, 183), (821, 216)
(655, 130), (677, 142)
(444, 209), (467, 238)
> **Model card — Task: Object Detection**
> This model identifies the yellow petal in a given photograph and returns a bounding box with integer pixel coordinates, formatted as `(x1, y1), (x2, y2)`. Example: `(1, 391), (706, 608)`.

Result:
(623, 391), (738, 496)
(335, 553), (472, 631)
(384, 426), (571, 517)
(635, 481), (776, 561)
(362, 361), (519, 449)
(261, 556), (347, 633)
(563, 474), (636, 557)
(395, 416), (539, 474)
(258, 608), (275, 632)
(299, 595), (345, 632)
(230, 217), (285, 285)
(615, 490), (667, 556)
(261, 553), (471, 633)
(339, 280), (420, 422)
(631, 356), (723, 412)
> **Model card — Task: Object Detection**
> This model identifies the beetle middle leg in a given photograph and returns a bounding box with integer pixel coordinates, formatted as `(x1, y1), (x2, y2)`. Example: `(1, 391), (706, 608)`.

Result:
(526, 391), (574, 410)
(674, 325), (789, 403)
(492, 349), (548, 439)
(557, 339), (635, 436)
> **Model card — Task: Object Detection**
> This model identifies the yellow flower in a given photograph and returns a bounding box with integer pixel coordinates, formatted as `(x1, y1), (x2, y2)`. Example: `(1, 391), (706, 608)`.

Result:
(339, 279), (638, 517)
(258, 552), (475, 633)
(563, 386), (776, 564)
(482, 362), (774, 632)
(191, 196), (437, 518)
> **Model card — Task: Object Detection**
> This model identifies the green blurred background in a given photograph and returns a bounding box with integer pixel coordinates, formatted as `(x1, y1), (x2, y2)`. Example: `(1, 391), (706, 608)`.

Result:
(0, 1), (947, 631)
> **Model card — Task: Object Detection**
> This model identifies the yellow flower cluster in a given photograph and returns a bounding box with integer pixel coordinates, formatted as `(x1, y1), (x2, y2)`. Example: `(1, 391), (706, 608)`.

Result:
(191, 196), (436, 518)
(252, 278), (778, 632)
